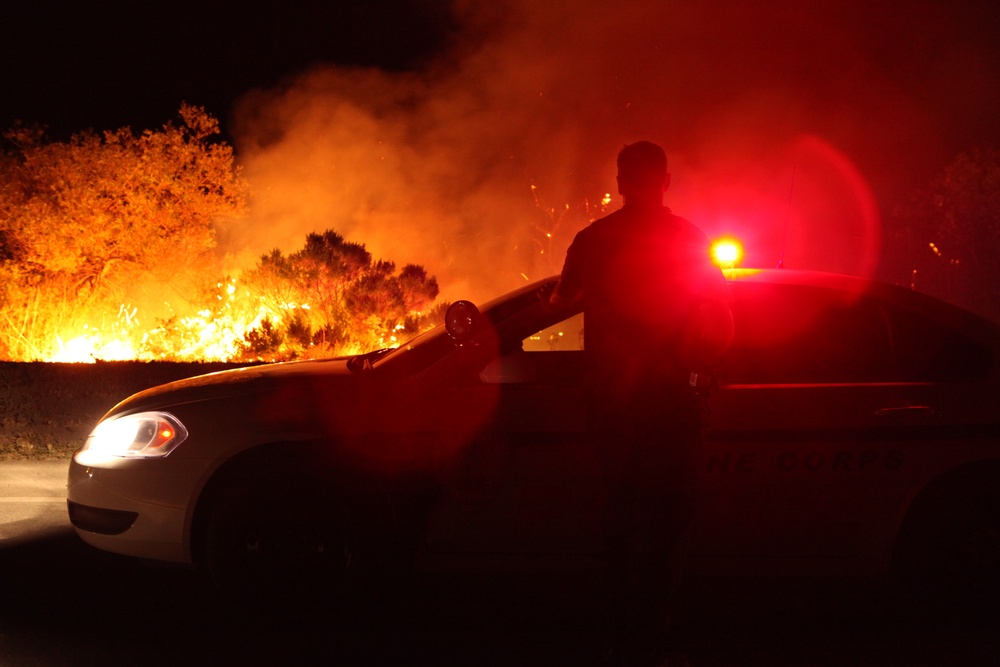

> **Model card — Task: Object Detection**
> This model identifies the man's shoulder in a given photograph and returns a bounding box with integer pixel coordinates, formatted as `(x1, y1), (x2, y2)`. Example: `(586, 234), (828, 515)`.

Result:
(569, 210), (625, 247)
(670, 214), (711, 241)
(572, 207), (708, 246)
(584, 208), (628, 231)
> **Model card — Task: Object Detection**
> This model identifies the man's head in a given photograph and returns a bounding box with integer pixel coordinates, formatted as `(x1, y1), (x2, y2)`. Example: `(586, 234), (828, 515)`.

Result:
(616, 141), (670, 204)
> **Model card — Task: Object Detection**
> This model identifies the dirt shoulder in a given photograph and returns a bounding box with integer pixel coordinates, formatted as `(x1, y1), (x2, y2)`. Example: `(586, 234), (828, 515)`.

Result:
(0, 361), (248, 460)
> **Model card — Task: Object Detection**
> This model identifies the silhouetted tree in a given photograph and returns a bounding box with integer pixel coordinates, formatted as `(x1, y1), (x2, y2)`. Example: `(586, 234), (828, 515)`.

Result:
(237, 230), (440, 361)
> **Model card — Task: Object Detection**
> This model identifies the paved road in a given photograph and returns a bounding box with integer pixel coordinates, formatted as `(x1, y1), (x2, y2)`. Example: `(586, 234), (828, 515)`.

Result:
(0, 460), (69, 544)
(2, 460), (1000, 665)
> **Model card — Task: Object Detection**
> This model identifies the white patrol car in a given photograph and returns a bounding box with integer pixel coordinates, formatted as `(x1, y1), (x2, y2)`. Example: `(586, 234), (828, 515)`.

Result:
(67, 268), (1000, 601)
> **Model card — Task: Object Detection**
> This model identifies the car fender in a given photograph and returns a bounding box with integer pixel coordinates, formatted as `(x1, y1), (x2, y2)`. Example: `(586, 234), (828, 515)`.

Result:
(890, 458), (1000, 570)
(186, 438), (433, 568)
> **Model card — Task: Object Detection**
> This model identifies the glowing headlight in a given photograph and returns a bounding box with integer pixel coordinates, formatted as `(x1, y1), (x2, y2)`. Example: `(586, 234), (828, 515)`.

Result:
(82, 412), (188, 459)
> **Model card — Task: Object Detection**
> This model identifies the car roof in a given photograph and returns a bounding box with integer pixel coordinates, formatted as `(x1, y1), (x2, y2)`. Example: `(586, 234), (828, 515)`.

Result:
(515, 267), (1000, 345)
(508, 268), (987, 321)
(726, 268), (1000, 347)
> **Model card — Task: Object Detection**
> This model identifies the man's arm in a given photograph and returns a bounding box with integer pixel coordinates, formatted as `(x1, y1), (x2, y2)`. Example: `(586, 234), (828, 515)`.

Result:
(548, 277), (582, 311)
(540, 239), (585, 313)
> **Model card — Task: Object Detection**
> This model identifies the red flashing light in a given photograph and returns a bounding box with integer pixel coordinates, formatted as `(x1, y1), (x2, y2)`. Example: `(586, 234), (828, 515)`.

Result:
(711, 238), (743, 268)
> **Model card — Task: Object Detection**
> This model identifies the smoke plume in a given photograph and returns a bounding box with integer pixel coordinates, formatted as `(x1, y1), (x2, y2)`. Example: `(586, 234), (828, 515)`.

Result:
(224, 0), (999, 301)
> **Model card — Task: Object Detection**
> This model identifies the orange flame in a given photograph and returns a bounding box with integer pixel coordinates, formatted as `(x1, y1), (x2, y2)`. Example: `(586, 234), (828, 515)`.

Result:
(45, 279), (305, 363)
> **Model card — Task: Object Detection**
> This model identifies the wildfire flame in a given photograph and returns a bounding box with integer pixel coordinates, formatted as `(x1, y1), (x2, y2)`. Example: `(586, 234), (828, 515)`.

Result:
(50, 331), (137, 363)
(46, 279), (306, 363)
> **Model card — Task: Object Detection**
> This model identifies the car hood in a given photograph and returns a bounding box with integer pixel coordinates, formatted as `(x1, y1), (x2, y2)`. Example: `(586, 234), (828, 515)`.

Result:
(103, 357), (358, 418)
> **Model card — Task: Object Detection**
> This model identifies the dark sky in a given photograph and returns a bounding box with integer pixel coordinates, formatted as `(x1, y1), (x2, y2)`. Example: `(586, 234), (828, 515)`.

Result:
(5, 2), (996, 160)
(3, 1), (1000, 297)
(0, 1), (453, 139)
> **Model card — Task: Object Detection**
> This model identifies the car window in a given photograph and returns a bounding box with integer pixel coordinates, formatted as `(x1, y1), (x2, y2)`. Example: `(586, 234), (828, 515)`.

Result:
(882, 303), (991, 382)
(472, 312), (585, 385)
(719, 283), (893, 384)
(522, 312), (585, 352)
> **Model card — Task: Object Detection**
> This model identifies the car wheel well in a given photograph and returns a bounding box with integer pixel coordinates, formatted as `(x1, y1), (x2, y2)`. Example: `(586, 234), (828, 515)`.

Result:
(189, 441), (344, 568)
(188, 441), (428, 570)
(891, 460), (1000, 601)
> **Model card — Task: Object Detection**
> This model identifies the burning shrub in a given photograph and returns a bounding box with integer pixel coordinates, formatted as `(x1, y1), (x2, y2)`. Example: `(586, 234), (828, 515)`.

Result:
(236, 318), (285, 362)
(0, 105), (249, 361)
(236, 229), (441, 361)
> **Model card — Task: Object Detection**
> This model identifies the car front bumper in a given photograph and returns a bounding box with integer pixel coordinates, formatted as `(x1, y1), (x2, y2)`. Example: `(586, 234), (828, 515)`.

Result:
(66, 454), (212, 564)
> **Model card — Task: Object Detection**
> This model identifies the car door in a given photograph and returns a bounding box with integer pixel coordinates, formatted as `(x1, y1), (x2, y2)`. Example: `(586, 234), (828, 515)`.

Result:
(420, 313), (605, 564)
(692, 280), (980, 577)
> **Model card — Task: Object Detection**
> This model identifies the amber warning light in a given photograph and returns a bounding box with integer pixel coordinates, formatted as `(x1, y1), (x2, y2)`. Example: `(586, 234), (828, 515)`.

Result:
(711, 238), (743, 269)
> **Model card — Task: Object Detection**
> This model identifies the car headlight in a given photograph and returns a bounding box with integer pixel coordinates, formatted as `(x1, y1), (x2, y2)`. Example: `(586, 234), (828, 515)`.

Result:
(81, 412), (189, 460)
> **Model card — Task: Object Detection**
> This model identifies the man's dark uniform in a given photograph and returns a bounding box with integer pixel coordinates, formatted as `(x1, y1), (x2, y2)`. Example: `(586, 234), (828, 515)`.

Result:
(557, 201), (730, 645)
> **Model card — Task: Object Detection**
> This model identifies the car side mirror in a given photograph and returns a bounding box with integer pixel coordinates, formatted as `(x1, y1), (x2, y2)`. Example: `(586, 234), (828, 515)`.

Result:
(445, 300), (483, 345)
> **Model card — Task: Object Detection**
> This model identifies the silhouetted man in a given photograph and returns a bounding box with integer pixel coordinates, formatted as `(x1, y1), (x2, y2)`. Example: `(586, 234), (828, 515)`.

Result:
(547, 141), (731, 663)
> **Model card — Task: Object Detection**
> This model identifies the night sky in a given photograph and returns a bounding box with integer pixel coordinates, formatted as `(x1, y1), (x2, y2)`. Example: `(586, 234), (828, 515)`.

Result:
(3, 1), (999, 299)
(0, 2), (453, 139)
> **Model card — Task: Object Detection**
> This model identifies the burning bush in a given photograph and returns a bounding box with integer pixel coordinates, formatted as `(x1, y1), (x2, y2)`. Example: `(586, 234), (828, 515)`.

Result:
(233, 230), (442, 361)
(0, 105), (248, 361)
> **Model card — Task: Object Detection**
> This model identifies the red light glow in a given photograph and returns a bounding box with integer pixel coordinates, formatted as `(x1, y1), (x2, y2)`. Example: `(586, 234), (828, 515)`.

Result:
(711, 238), (744, 268)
